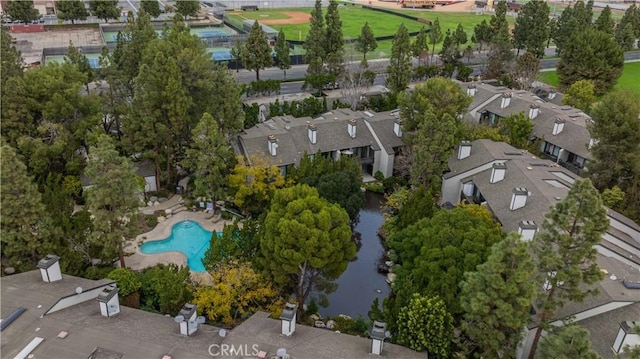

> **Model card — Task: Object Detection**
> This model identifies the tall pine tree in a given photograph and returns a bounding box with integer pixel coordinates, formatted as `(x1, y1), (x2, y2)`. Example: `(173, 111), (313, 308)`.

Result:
(529, 179), (608, 359)
(460, 233), (537, 358)
(356, 22), (377, 61)
(243, 21), (273, 81)
(386, 24), (412, 94)
(324, 0), (344, 82)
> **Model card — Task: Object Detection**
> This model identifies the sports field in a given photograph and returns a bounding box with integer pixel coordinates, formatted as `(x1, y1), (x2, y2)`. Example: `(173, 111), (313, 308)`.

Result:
(537, 62), (640, 96)
(228, 5), (499, 59)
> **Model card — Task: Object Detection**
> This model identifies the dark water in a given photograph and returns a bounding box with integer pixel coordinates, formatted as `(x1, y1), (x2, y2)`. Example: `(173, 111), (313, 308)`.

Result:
(317, 191), (391, 319)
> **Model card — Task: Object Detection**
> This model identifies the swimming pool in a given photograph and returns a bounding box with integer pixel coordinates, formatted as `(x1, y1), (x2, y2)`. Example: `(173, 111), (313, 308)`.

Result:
(140, 220), (217, 272)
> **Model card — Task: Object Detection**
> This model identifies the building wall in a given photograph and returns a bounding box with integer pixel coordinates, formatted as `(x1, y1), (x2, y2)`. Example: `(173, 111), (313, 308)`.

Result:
(440, 161), (501, 205)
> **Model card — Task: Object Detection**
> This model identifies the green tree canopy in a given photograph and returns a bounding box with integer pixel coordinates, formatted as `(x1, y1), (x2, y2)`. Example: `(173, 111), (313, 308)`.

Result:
(562, 79), (596, 112)
(460, 233), (538, 358)
(56, 0), (88, 24)
(315, 170), (364, 221)
(386, 24), (412, 94)
(6, 0), (39, 23)
(140, 0), (161, 17)
(89, 0), (120, 23)
(428, 18), (443, 64)
(85, 134), (142, 267)
(396, 293), (453, 357)
(1, 26), (22, 88)
(274, 29), (291, 79)
(388, 205), (504, 317)
(243, 21), (273, 81)
(258, 184), (355, 311)
(513, 0), (551, 58)
(557, 28), (624, 95)
(182, 112), (236, 200)
(356, 22), (377, 61)
(529, 179), (608, 358)
(539, 325), (600, 359)
(174, 0), (200, 18)
(594, 5), (615, 34)
(303, 0), (326, 93)
(324, 0), (344, 80)
(108, 268), (143, 297)
(140, 264), (193, 314)
(498, 112), (533, 149)
(0, 143), (53, 271)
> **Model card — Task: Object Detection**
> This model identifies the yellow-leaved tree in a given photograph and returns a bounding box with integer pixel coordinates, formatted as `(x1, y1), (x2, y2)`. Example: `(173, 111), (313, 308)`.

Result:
(193, 261), (283, 325)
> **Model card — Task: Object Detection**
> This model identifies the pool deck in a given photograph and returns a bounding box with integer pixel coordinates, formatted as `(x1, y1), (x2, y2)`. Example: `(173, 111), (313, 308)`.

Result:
(126, 195), (232, 283)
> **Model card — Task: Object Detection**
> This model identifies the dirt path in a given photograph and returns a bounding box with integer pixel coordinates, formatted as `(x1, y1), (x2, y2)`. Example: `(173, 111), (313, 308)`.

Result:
(230, 11), (312, 25)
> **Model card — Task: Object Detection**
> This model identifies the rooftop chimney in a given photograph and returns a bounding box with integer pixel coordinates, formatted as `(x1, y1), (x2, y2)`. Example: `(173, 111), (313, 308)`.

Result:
(518, 220), (537, 241)
(97, 284), (120, 318)
(370, 321), (387, 355)
(490, 162), (507, 183)
(467, 84), (477, 97)
(501, 92), (512, 109)
(348, 119), (357, 139)
(177, 303), (198, 336)
(37, 254), (62, 283)
(308, 123), (317, 144)
(268, 135), (278, 156)
(613, 321), (640, 354)
(280, 303), (297, 336)
(552, 118), (565, 135)
(393, 118), (402, 138)
(457, 141), (472, 160)
(589, 138), (598, 149)
(528, 104), (540, 120)
(548, 90), (556, 100)
(510, 187), (528, 211)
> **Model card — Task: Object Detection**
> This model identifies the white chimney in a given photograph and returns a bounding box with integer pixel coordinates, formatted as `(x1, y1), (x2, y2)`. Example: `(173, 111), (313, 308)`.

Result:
(37, 254), (62, 283)
(308, 123), (317, 144)
(178, 303), (198, 336)
(280, 303), (297, 336)
(457, 141), (472, 160)
(500, 92), (512, 109)
(490, 162), (507, 183)
(467, 84), (477, 97)
(393, 118), (402, 138)
(548, 90), (556, 100)
(510, 187), (528, 210)
(268, 135), (278, 156)
(528, 104), (540, 119)
(370, 321), (387, 355)
(97, 284), (120, 318)
(518, 220), (537, 241)
(552, 118), (565, 135)
(613, 321), (640, 354)
(347, 119), (357, 138)
(589, 138), (598, 149)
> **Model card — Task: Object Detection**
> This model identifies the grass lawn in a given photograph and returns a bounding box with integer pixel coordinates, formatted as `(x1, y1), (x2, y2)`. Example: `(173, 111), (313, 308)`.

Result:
(227, 5), (505, 59)
(536, 62), (640, 97)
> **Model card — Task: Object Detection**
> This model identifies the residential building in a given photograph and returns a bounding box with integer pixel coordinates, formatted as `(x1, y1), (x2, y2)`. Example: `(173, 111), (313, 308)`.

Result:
(236, 108), (405, 179)
(461, 81), (593, 175)
(1, 268), (424, 359)
(441, 139), (640, 358)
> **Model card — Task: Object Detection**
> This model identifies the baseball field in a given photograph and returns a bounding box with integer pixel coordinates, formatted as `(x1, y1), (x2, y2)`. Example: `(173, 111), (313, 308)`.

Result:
(226, 4), (502, 59)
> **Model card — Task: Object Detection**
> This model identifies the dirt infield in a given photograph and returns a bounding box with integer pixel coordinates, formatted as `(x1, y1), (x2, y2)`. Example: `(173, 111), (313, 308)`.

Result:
(254, 11), (311, 25)
(351, 0), (475, 12)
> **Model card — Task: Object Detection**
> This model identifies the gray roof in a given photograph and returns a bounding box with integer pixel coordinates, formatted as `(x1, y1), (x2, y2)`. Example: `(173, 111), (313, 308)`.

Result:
(222, 311), (425, 359)
(0, 271), (224, 359)
(243, 92), (315, 107)
(444, 140), (640, 333)
(458, 81), (593, 159)
(453, 140), (578, 233)
(1, 270), (425, 359)
(579, 302), (640, 359)
(238, 109), (390, 167)
(364, 110), (405, 154)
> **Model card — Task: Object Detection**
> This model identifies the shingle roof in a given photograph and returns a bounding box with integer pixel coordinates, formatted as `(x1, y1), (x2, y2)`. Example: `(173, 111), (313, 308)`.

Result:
(238, 109), (393, 167)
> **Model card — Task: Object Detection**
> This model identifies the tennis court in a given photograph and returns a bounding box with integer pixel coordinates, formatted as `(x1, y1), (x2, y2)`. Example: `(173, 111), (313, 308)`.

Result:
(208, 48), (233, 61)
(45, 54), (102, 68)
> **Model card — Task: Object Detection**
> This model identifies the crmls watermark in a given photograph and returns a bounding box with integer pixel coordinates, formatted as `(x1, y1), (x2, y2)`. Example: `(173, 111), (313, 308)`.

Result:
(208, 344), (260, 357)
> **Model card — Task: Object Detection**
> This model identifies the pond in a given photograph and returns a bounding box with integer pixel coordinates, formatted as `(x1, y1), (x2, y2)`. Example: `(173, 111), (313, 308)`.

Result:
(317, 191), (391, 319)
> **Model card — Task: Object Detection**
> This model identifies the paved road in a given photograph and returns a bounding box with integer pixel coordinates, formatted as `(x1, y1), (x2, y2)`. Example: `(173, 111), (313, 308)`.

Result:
(237, 50), (640, 95)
